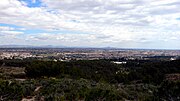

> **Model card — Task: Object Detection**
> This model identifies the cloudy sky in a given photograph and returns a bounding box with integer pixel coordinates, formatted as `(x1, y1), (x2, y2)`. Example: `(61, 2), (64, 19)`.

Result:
(0, 0), (180, 49)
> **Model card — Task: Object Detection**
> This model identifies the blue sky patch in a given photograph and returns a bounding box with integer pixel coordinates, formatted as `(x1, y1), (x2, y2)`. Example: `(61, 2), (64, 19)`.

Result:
(176, 18), (180, 20)
(19, 0), (42, 7)
(0, 23), (23, 29)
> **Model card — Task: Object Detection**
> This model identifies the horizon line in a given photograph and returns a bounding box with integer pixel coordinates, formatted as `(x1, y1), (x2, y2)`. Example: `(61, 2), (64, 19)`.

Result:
(0, 45), (180, 50)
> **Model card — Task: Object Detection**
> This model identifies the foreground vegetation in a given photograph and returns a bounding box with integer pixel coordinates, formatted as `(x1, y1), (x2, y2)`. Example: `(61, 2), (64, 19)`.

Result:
(0, 59), (180, 100)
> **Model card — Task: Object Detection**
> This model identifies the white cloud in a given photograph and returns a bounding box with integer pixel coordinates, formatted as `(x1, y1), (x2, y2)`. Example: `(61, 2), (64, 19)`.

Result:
(0, 30), (23, 35)
(0, 26), (15, 31)
(32, 0), (36, 4)
(0, 0), (180, 48)
(0, 26), (23, 36)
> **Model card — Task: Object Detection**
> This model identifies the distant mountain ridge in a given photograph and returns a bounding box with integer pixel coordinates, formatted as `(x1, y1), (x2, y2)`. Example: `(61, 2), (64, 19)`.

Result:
(0, 45), (67, 48)
(0, 45), (179, 50)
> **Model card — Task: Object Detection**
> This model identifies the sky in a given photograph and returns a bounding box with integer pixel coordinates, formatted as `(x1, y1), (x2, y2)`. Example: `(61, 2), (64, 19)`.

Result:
(0, 0), (180, 49)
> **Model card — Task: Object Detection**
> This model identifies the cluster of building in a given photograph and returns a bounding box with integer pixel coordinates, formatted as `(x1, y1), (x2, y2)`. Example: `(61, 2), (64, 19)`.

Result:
(0, 52), (35, 60)
(0, 48), (180, 61)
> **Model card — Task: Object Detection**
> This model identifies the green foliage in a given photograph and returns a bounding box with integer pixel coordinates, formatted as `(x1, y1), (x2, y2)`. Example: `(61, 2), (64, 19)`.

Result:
(0, 80), (35, 100)
(25, 61), (62, 78)
(0, 59), (31, 67)
(0, 78), (157, 101)
(154, 80), (180, 101)
(35, 78), (154, 101)
(1, 59), (180, 100)
(25, 60), (121, 83)
(125, 60), (180, 84)
(25, 59), (180, 85)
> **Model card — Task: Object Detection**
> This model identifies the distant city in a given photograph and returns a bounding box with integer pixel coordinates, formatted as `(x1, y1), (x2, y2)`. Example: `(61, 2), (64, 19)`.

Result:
(0, 47), (180, 61)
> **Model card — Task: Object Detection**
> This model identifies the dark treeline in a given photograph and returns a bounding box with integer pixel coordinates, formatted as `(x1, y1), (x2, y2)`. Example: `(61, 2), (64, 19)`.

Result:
(23, 59), (180, 85)
(123, 59), (180, 84)
(0, 59), (32, 67)
(1, 59), (180, 84)
(25, 60), (121, 83)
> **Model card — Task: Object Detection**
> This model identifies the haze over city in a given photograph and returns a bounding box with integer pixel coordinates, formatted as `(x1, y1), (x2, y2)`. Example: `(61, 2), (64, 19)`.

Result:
(0, 0), (180, 49)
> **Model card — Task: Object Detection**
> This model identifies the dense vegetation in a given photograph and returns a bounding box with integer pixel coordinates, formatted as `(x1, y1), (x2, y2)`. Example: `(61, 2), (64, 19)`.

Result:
(24, 59), (180, 84)
(0, 59), (180, 100)
(0, 78), (157, 101)
(25, 60), (121, 83)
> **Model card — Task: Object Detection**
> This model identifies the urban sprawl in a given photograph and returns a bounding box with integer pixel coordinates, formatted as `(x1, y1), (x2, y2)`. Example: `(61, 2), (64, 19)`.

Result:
(0, 48), (180, 61)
